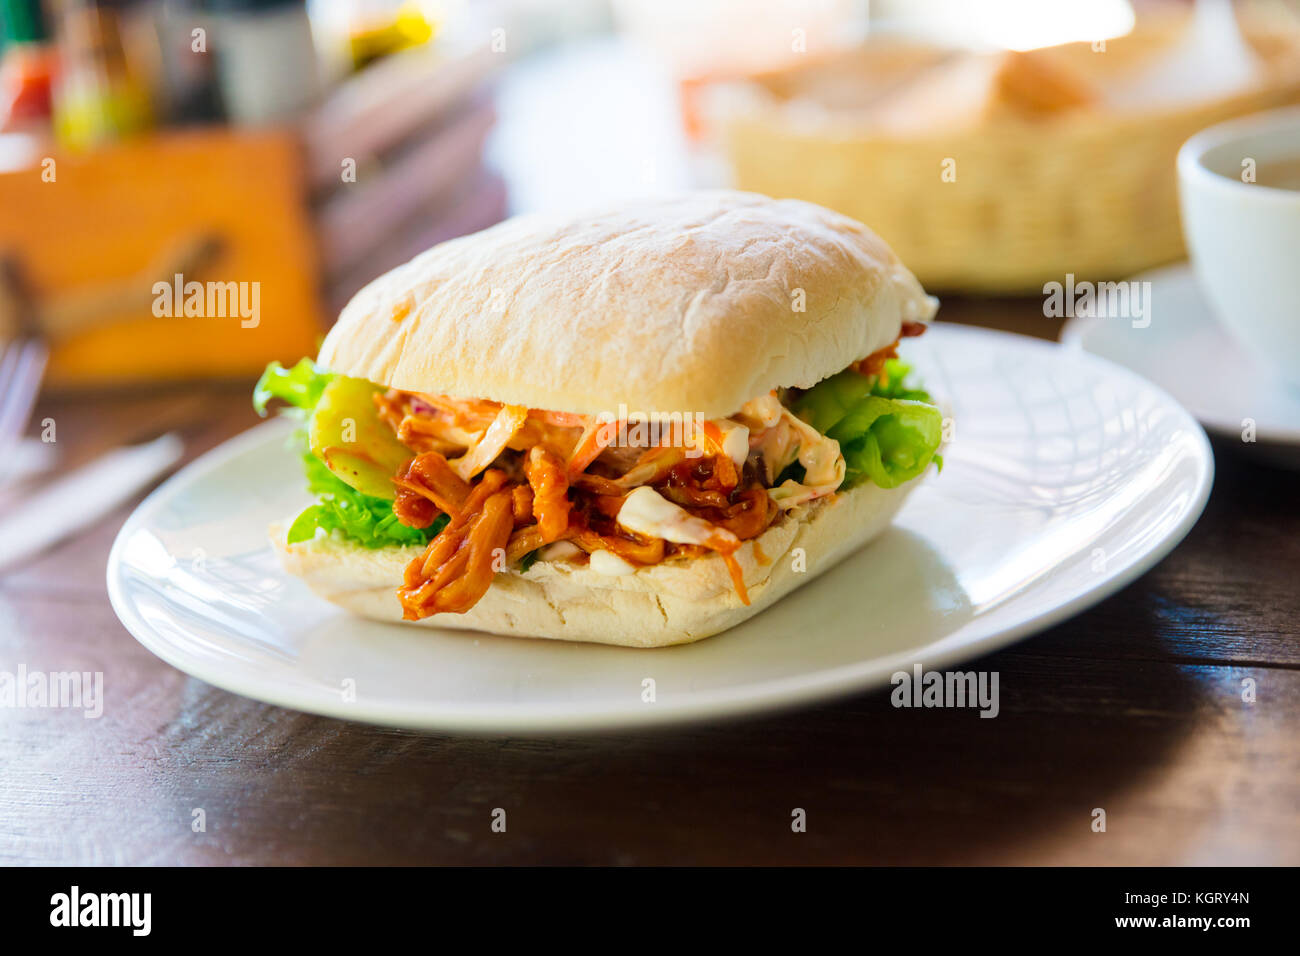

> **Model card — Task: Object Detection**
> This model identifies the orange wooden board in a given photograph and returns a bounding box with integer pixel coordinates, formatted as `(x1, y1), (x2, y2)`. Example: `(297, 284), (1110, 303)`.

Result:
(0, 128), (324, 386)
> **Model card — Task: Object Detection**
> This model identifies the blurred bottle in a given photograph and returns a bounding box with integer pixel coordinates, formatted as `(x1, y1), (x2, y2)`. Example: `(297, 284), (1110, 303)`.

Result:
(52, 0), (157, 149)
(345, 1), (435, 71)
(0, 0), (58, 132)
(205, 0), (320, 125)
(154, 0), (222, 123)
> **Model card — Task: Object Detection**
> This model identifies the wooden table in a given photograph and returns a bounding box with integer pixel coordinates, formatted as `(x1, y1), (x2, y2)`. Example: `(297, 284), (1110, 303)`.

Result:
(2, 301), (1297, 866)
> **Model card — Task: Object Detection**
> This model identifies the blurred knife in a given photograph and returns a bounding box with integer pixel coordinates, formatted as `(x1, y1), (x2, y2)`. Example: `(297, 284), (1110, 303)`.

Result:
(0, 433), (185, 573)
(0, 254), (49, 460)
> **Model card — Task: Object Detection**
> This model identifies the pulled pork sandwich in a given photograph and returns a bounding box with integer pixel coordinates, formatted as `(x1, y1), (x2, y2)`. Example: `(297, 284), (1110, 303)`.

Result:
(256, 191), (944, 647)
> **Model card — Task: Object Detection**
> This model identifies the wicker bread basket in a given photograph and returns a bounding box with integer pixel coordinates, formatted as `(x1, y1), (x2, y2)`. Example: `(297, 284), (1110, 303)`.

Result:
(720, 11), (1300, 293)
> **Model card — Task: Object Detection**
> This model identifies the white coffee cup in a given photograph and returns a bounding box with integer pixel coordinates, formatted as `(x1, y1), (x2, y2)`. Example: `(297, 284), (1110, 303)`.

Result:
(1177, 106), (1300, 389)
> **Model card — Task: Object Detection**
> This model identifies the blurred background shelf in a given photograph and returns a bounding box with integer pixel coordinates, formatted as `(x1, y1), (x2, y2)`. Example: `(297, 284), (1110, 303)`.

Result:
(4, 0), (1300, 383)
(0, 0), (507, 386)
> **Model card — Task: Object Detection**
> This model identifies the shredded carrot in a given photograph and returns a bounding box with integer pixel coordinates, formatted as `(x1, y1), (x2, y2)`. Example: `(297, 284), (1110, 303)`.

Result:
(722, 552), (750, 606)
(566, 419), (618, 476)
(531, 409), (588, 428)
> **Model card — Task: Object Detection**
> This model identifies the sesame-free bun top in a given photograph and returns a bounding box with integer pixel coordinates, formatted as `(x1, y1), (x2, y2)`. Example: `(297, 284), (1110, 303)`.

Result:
(317, 191), (938, 418)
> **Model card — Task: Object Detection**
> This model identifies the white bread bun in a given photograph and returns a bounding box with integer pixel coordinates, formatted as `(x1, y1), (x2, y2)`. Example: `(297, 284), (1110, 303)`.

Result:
(272, 477), (919, 648)
(316, 190), (937, 418)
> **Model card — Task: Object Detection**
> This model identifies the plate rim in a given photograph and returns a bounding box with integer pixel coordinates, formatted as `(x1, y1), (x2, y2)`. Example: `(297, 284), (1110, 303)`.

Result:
(107, 325), (1215, 733)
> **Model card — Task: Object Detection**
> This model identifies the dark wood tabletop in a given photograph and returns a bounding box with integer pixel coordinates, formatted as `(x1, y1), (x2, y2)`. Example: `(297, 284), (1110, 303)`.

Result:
(2, 300), (1297, 866)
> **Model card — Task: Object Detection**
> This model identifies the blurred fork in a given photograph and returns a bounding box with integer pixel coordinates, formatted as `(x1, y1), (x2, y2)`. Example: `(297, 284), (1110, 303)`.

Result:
(0, 254), (49, 458)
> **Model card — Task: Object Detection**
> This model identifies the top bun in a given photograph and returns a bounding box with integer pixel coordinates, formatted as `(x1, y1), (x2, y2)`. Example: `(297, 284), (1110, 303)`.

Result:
(317, 190), (937, 418)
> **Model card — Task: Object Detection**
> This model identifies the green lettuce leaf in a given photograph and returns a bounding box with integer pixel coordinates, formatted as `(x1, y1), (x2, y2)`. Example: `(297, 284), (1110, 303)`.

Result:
(255, 359), (443, 549)
(254, 359), (335, 417)
(286, 449), (445, 548)
(794, 360), (942, 490)
(865, 358), (934, 403)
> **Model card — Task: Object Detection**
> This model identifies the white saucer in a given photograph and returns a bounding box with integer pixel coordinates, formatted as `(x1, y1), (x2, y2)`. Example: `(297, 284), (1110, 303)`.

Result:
(1061, 263), (1300, 459)
(107, 325), (1213, 733)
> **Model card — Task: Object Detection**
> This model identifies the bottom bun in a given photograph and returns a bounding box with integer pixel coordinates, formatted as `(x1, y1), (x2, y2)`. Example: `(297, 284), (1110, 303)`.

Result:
(272, 478), (920, 648)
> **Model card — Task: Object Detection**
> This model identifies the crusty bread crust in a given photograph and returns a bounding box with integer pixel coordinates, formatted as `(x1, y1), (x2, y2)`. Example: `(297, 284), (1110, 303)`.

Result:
(316, 191), (937, 419)
(272, 477), (921, 647)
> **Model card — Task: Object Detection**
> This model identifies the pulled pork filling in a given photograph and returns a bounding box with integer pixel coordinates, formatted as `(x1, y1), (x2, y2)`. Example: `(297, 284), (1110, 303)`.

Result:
(374, 330), (925, 621)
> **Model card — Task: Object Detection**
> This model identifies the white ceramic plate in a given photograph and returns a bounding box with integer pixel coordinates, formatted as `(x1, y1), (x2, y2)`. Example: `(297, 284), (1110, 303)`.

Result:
(1061, 263), (1300, 457)
(107, 325), (1213, 732)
